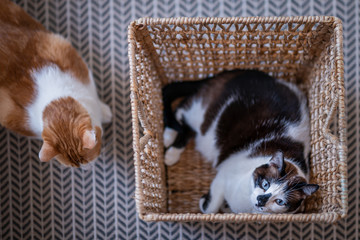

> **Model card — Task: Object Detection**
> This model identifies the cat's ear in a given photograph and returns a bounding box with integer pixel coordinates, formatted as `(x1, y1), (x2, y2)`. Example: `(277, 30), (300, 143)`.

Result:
(302, 184), (319, 196)
(39, 141), (58, 162)
(269, 151), (284, 171)
(82, 129), (97, 149)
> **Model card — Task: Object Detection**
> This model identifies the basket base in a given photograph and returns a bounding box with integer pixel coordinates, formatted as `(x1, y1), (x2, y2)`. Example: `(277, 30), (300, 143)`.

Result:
(166, 140), (217, 213)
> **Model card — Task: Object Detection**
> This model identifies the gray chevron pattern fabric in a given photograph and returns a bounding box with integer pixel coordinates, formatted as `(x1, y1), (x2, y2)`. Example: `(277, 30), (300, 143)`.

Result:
(0, 0), (358, 239)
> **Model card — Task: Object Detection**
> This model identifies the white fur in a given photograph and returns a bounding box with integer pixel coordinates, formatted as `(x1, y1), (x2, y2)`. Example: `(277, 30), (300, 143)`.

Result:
(80, 161), (94, 171)
(164, 98), (208, 166)
(193, 97), (236, 166)
(175, 98), (221, 164)
(171, 96), (236, 166)
(27, 65), (111, 137)
(195, 122), (220, 165)
(176, 98), (206, 131)
(277, 79), (311, 176)
(163, 127), (178, 148)
(164, 147), (185, 166)
(220, 152), (269, 213)
(277, 79), (310, 156)
(100, 101), (113, 124)
(201, 150), (271, 213)
(285, 102), (311, 163)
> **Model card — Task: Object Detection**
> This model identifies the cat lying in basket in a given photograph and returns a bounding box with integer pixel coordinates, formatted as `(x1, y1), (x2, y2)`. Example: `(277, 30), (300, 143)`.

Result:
(163, 70), (319, 214)
(0, 1), (112, 168)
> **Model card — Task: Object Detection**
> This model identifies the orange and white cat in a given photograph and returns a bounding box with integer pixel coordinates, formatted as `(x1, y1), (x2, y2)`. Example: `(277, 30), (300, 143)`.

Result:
(0, 0), (112, 168)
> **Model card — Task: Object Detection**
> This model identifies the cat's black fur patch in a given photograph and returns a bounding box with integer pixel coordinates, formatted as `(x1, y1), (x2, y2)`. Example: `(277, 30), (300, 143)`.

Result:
(171, 118), (195, 149)
(214, 70), (301, 166)
(253, 138), (308, 174)
(201, 191), (211, 211)
(257, 193), (272, 206)
(163, 80), (207, 132)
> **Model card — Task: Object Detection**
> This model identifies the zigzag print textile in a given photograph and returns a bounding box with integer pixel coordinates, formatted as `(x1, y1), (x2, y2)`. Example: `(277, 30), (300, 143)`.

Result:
(1, 0), (359, 239)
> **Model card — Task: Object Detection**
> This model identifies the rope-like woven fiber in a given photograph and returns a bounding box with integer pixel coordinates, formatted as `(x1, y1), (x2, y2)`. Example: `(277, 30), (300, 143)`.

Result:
(129, 16), (347, 223)
(135, 16), (336, 25)
(141, 212), (340, 223)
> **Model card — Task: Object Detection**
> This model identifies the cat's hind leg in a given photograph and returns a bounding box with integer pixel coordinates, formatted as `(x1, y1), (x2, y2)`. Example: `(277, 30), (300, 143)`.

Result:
(199, 174), (225, 213)
(163, 81), (205, 166)
(162, 80), (205, 149)
(163, 103), (192, 148)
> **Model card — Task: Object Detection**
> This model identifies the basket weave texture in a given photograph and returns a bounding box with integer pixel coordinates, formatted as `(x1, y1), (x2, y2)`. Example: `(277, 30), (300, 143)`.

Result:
(129, 16), (347, 223)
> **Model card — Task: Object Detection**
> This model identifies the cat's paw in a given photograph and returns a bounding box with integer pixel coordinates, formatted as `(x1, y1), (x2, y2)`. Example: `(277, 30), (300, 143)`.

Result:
(164, 147), (183, 166)
(219, 201), (232, 213)
(163, 127), (178, 148)
(101, 102), (112, 123)
(199, 193), (212, 214)
(80, 161), (95, 171)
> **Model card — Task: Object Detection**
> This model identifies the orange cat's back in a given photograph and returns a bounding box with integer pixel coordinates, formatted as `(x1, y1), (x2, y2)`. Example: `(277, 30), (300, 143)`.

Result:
(0, 0), (90, 136)
(0, 0), (46, 31)
(0, 1), (112, 167)
(0, 0), (44, 135)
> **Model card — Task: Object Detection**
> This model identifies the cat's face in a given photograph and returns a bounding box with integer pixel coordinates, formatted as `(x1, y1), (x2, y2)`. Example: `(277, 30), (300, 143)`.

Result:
(38, 97), (102, 167)
(250, 152), (319, 213)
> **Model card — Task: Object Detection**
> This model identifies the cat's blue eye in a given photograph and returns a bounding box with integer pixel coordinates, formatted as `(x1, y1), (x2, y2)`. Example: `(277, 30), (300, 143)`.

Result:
(261, 179), (270, 190)
(275, 199), (285, 206)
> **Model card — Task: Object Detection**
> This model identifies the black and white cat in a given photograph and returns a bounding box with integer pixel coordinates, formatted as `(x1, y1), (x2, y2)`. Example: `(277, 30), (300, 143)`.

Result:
(162, 70), (319, 214)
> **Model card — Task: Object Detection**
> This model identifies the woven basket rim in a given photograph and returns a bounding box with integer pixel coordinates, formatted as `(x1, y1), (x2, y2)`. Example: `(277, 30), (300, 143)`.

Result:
(132, 15), (342, 27)
(139, 212), (341, 223)
(129, 15), (348, 223)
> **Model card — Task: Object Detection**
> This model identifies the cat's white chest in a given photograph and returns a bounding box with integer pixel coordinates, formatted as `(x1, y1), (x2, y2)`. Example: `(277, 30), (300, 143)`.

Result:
(26, 65), (102, 137)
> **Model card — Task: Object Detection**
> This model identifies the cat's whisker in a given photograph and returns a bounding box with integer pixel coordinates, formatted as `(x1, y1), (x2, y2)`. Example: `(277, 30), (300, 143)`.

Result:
(277, 168), (295, 183)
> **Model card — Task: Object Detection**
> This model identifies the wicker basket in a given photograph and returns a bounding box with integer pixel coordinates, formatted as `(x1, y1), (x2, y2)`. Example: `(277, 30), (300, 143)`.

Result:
(129, 16), (347, 223)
